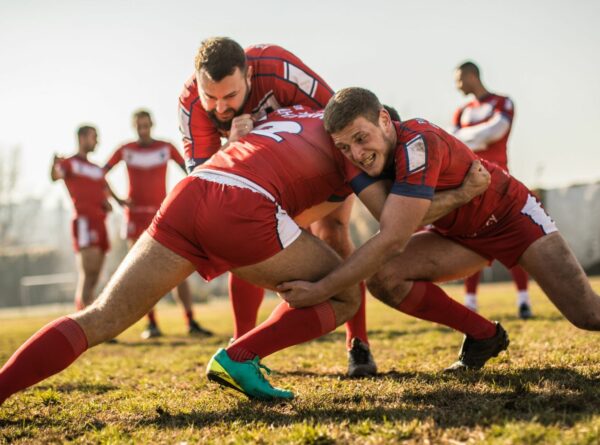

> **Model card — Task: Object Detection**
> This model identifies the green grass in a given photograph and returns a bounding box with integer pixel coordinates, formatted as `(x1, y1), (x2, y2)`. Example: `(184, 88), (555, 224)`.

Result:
(2, 278), (600, 444)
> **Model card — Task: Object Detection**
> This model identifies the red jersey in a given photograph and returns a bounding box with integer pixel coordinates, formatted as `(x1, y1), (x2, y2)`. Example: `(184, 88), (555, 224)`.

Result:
(104, 140), (185, 211)
(343, 119), (528, 237)
(58, 155), (108, 220)
(179, 44), (334, 171)
(198, 106), (351, 218)
(451, 93), (514, 170)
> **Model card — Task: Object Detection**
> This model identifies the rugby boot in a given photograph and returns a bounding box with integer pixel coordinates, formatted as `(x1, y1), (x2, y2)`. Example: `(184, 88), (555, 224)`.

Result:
(188, 320), (214, 337)
(141, 322), (163, 339)
(444, 321), (509, 372)
(347, 338), (377, 377)
(206, 348), (294, 400)
(518, 303), (533, 320)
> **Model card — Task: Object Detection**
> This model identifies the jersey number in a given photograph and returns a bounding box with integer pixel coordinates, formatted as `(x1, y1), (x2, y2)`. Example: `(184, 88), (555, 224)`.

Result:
(251, 121), (302, 142)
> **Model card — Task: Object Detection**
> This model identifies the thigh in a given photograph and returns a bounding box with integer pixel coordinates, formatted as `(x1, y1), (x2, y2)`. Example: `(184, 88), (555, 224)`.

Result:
(376, 231), (489, 284)
(310, 196), (355, 257)
(518, 232), (596, 322)
(79, 247), (105, 274)
(232, 230), (342, 290)
(72, 233), (196, 346)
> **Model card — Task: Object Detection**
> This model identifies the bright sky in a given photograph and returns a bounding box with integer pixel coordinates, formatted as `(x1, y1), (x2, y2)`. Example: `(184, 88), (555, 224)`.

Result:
(1, 0), (599, 204)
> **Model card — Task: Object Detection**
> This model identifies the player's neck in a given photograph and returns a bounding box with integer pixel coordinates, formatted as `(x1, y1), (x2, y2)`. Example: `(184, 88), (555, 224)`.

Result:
(137, 137), (154, 146)
(473, 85), (490, 101)
(76, 148), (88, 159)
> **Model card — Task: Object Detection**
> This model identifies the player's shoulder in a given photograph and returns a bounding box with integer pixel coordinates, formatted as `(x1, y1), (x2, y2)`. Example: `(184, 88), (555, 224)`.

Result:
(180, 73), (199, 104)
(398, 118), (445, 141)
(245, 43), (292, 60)
(268, 105), (324, 121)
(487, 93), (514, 111)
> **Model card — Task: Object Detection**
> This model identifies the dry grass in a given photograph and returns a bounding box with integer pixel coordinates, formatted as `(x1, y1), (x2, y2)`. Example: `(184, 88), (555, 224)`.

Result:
(1, 278), (600, 444)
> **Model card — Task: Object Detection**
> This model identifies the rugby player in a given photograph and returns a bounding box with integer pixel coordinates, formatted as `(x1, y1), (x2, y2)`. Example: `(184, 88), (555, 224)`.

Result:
(105, 110), (212, 338)
(452, 61), (531, 318)
(0, 107), (488, 404)
(279, 88), (600, 376)
(180, 37), (374, 375)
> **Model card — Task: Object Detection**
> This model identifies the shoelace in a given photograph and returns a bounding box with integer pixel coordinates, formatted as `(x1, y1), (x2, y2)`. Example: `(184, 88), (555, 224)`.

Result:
(250, 356), (272, 382)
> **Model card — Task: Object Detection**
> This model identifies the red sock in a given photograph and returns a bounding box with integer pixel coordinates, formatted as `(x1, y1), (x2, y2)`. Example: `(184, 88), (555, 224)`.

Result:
(0, 316), (88, 405)
(510, 266), (529, 291)
(229, 274), (265, 339)
(398, 282), (496, 339)
(464, 270), (481, 294)
(147, 309), (157, 326)
(345, 281), (368, 349)
(184, 309), (194, 325)
(227, 301), (336, 362)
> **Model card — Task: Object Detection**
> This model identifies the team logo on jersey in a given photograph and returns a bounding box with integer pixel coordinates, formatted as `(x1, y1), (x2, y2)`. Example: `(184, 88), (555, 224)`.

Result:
(404, 136), (427, 173)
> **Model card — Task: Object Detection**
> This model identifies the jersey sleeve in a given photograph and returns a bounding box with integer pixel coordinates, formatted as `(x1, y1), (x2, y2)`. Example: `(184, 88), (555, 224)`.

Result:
(331, 148), (380, 195)
(104, 147), (123, 171)
(497, 96), (515, 122)
(256, 45), (334, 109)
(450, 107), (463, 132)
(392, 132), (444, 200)
(168, 143), (186, 168)
(178, 75), (223, 173)
(57, 158), (71, 177)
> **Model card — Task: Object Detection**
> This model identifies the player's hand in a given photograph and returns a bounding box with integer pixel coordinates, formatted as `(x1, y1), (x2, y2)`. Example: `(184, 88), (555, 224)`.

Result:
(277, 280), (328, 308)
(228, 114), (254, 143)
(460, 160), (490, 201)
(52, 154), (65, 165)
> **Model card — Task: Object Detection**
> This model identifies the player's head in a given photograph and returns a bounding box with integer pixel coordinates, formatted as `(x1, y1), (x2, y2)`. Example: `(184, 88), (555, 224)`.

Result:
(132, 109), (153, 141)
(455, 61), (481, 95)
(324, 87), (396, 177)
(194, 37), (252, 131)
(77, 125), (98, 152)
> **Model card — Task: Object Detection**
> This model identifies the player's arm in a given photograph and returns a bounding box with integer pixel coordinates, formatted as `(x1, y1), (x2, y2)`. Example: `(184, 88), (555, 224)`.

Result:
(453, 112), (511, 151)
(168, 143), (188, 174)
(278, 195), (430, 307)
(357, 160), (490, 223)
(50, 154), (65, 181)
(104, 181), (126, 208)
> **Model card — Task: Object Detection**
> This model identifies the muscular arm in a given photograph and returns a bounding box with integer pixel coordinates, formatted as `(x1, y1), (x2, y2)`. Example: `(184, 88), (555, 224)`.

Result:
(50, 155), (64, 181)
(279, 195), (430, 305)
(359, 160), (490, 224)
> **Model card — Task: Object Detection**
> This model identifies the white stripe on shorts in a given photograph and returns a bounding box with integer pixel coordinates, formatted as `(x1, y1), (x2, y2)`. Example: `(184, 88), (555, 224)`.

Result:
(77, 217), (91, 248)
(521, 194), (558, 235)
(193, 169), (302, 248)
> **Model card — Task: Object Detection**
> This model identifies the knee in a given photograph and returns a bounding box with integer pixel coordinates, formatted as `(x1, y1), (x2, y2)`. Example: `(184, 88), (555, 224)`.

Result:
(367, 272), (410, 307)
(335, 285), (362, 324)
(571, 312), (600, 331)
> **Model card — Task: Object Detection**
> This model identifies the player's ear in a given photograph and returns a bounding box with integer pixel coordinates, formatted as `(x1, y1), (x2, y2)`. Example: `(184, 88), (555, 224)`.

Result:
(245, 65), (253, 82)
(379, 108), (391, 129)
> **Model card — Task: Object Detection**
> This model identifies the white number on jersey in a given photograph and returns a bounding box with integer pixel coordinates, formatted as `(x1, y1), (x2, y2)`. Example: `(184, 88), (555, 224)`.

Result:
(251, 121), (302, 142)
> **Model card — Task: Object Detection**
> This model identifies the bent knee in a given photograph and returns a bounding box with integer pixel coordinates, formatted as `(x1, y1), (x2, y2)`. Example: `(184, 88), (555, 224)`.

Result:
(571, 312), (600, 331)
(367, 273), (411, 307)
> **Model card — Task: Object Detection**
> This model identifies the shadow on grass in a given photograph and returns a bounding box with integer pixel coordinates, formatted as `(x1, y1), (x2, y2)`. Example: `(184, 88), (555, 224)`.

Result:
(34, 382), (118, 394)
(135, 367), (600, 430)
(313, 325), (453, 344)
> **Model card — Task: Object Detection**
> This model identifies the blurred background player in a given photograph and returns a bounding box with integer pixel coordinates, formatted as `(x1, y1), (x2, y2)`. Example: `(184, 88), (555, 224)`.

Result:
(104, 110), (213, 339)
(451, 61), (532, 319)
(179, 37), (375, 376)
(50, 125), (114, 311)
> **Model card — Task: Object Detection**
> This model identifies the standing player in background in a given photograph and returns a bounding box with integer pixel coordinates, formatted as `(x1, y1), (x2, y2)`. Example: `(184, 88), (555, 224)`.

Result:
(51, 125), (115, 311)
(179, 37), (375, 376)
(105, 110), (213, 339)
(452, 61), (532, 319)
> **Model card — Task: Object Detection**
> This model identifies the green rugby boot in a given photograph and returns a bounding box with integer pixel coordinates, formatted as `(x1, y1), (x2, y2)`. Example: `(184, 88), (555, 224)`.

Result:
(206, 348), (294, 400)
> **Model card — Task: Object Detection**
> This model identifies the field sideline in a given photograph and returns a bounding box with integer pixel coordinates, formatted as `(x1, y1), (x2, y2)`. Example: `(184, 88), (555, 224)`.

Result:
(1, 278), (600, 444)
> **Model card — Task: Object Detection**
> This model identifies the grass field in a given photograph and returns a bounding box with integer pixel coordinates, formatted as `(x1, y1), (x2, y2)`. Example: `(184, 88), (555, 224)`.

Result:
(2, 278), (600, 444)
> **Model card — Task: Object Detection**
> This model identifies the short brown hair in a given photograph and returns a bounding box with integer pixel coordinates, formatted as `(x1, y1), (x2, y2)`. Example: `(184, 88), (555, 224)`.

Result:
(194, 37), (246, 81)
(457, 60), (480, 78)
(323, 87), (382, 134)
(132, 109), (152, 122)
(77, 125), (96, 139)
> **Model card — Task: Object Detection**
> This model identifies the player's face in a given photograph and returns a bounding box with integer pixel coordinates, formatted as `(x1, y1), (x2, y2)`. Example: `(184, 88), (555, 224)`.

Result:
(134, 116), (153, 141)
(331, 110), (396, 177)
(78, 129), (98, 153)
(197, 66), (252, 130)
(455, 69), (472, 95)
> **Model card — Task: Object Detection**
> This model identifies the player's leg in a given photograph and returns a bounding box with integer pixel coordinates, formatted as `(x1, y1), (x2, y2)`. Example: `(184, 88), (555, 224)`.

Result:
(0, 234), (195, 405)
(518, 232), (600, 329)
(310, 195), (375, 377)
(463, 270), (481, 312)
(510, 265), (532, 319)
(229, 274), (265, 339)
(366, 231), (508, 370)
(76, 246), (105, 308)
(172, 279), (214, 336)
(207, 230), (361, 399)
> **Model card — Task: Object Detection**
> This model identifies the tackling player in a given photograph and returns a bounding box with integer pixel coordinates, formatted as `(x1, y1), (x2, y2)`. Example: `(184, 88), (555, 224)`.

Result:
(279, 88), (600, 376)
(180, 37), (374, 376)
(0, 107), (489, 404)
(105, 110), (212, 339)
(452, 61), (532, 318)
(50, 125), (114, 311)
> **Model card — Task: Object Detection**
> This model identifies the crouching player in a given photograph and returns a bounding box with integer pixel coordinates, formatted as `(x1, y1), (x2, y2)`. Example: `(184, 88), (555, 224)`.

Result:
(0, 107), (489, 405)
